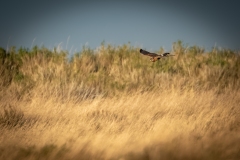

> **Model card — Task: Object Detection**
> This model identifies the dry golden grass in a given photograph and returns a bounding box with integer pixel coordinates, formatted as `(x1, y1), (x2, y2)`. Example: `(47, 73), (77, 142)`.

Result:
(0, 43), (240, 159)
(1, 87), (240, 160)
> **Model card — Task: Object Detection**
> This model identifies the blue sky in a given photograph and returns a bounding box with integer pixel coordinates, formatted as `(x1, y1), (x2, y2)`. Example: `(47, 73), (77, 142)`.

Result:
(1, 0), (240, 54)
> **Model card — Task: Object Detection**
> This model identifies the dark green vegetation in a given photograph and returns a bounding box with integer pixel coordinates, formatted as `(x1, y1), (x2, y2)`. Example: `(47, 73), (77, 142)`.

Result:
(1, 41), (239, 97)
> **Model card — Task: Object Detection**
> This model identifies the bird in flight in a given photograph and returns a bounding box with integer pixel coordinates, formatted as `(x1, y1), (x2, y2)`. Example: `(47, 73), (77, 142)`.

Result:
(140, 49), (174, 62)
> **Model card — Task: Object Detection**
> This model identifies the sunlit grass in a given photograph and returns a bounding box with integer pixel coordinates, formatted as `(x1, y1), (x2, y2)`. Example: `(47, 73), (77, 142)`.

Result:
(0, 41), (240, 159)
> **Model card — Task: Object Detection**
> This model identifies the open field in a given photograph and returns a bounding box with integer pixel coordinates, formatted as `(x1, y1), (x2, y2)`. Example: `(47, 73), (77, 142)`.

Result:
(1, 42), (240, 159)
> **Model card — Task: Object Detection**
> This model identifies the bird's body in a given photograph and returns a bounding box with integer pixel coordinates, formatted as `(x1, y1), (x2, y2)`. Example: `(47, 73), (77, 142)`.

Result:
(139, 49), (174, 62)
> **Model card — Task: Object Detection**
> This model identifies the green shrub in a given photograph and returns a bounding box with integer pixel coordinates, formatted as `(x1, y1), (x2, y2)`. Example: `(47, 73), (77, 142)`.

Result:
(0, 42), (239, 97)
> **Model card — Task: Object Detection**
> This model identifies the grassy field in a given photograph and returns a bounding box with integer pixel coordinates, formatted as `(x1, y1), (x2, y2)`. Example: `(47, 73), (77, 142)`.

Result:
(0, 41), (240, 159)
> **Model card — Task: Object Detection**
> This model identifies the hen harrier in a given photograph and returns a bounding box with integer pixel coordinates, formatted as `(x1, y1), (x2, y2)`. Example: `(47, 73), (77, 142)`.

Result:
(140, 49), (174, 62)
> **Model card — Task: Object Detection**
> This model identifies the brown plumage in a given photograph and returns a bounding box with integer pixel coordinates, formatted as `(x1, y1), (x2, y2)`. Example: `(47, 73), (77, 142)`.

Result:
(140, 49), (174, 62)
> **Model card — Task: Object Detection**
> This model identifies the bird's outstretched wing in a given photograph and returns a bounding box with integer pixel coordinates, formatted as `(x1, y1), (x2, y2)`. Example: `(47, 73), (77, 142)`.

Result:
(161, 52), (170, 56)
(161, 52), (175, 57)
(140, 49), (159, 57)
